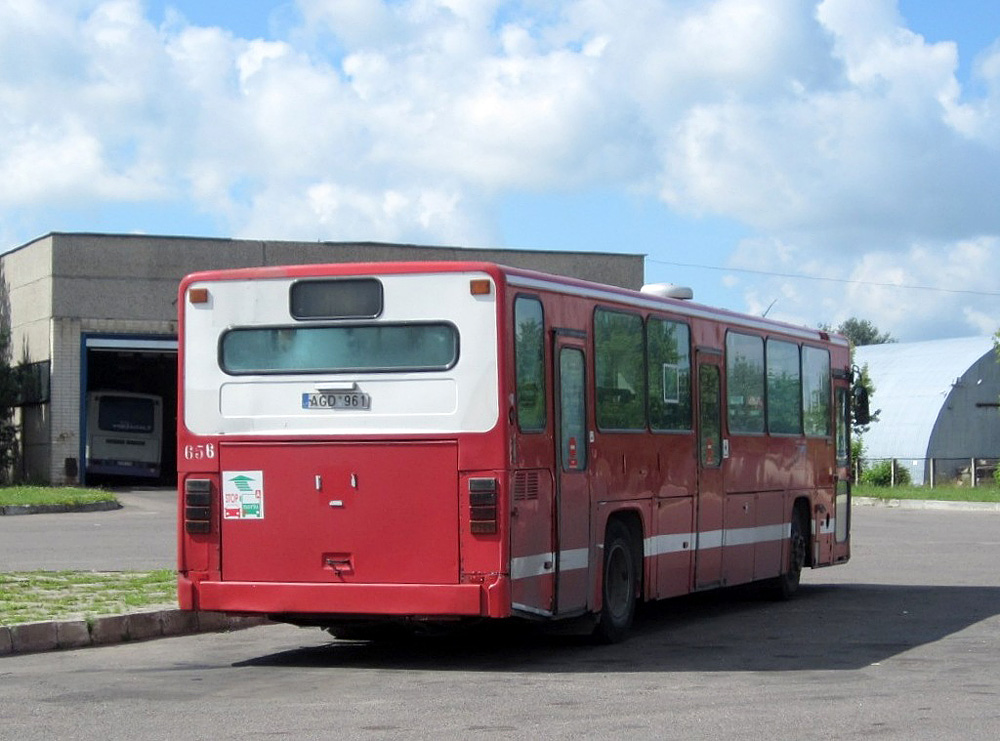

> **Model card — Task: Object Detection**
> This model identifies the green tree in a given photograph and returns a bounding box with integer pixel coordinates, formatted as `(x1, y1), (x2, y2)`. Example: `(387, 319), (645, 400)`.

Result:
(0, 263), (19, 483)
(852, 362), (878, 436)
(820, 317), (886, 434)
(861, 458), (911, 487)
(819, 317), (890, 474)
(822, 317), (895, 347)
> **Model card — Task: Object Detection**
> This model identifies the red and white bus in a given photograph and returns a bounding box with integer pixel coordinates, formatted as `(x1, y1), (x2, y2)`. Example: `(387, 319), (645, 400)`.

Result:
(177, 261), (858, 642)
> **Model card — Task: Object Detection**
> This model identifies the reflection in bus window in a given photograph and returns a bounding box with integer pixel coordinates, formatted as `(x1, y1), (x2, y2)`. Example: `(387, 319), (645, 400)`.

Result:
(220, 323), (458, 374)
(803, 346), (831, 436)
(560, 348), (587, 471)
(836, 386), (849, 463)
(290, 278), (383, 319)
(595, 309), (645, 430)
(648, 318), (691, 431)
(766, 339), (802, 434)
(699, 364), (722, 467)
(514, 297), (546, 431)
(727, 333), (765, 433)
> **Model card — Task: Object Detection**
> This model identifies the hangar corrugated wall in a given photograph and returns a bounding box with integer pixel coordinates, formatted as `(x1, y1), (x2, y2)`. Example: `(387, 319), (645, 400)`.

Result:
(855, 337), (1000, 485)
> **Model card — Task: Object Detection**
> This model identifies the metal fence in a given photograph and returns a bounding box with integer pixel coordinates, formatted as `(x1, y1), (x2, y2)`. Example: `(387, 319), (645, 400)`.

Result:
(855, 457), (999, 488)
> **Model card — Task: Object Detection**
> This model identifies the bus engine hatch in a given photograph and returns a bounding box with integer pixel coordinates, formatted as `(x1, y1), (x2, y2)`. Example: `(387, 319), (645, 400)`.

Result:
(218, 441), (460, 585)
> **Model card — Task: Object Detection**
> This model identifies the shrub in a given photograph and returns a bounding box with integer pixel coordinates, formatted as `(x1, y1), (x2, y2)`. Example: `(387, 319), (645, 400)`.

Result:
(861, 459), (912, 487)
(851, 438), (865, 476)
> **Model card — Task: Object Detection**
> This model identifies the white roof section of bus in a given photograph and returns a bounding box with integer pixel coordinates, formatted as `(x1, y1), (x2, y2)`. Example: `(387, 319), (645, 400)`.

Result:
(854, 336), (995, 459)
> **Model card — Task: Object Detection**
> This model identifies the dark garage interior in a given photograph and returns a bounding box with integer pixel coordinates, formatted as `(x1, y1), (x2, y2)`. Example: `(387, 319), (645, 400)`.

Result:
(84, 345), (177, 487)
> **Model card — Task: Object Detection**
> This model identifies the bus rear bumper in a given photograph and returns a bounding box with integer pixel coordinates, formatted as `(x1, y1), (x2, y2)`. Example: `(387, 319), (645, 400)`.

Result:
(180, 576), (494, 618)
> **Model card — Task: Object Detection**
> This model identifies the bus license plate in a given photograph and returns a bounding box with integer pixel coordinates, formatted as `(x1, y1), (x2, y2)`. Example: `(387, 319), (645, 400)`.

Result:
(301, 392), (371, 410)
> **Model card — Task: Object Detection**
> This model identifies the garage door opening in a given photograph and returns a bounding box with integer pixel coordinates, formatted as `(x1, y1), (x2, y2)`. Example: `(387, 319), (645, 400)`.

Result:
(82, 336), (177, 487)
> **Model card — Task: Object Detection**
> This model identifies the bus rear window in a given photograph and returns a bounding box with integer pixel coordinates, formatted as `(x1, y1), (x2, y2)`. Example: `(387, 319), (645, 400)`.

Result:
(98, 396), (156, 433)
(290, 279), (383, 319)
(220, 323), (459, 374)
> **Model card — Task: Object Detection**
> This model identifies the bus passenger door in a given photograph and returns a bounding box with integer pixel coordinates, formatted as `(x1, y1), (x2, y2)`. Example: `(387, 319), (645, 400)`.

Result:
(694, 352), (725, 589)
(554, 339), (591, 615)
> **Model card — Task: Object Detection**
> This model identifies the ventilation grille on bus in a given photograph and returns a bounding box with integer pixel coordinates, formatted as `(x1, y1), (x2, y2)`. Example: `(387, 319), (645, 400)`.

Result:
(513, 471), (540, 501)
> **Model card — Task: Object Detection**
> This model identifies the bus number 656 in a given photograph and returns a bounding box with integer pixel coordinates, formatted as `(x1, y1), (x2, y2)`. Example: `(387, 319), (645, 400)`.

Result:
(184, 443), (216, 460)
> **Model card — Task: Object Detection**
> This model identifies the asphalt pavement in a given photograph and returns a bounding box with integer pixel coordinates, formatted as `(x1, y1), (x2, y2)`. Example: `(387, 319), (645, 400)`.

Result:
(5, 505), (1000, 740)
(0, 488), (176, 571)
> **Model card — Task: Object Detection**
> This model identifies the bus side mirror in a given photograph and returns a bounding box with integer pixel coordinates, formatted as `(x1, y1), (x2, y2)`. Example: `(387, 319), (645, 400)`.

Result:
(852, 384), (870, 426)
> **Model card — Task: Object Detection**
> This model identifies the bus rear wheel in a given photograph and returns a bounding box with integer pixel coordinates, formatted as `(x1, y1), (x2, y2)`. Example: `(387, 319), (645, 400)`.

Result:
(594, 519), (637, 644)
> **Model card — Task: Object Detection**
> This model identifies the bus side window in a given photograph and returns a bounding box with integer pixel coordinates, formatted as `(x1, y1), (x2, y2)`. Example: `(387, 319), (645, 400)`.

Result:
(726, 332), (765, 434)
(514, 296), (546, 431)
(766, 339), (802, 434)
(648, 318), (691, 431)
(595, 308), (645, 430)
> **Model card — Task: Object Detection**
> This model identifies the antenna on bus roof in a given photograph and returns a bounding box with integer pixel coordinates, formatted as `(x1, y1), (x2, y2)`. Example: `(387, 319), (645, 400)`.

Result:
(640, 283), (694, 300)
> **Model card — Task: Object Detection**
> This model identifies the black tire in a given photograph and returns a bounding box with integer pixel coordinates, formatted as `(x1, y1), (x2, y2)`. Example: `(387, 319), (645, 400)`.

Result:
(594, 519), (638, 644)
(766, 507), (808, 601)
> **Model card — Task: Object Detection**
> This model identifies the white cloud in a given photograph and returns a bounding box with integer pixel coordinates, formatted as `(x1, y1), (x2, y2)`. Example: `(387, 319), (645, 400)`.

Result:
(233, 181), (485, 245)
(660, 0), (1000, 238)
(728, 235), (1000, 340)
(1, 0), (998, 337)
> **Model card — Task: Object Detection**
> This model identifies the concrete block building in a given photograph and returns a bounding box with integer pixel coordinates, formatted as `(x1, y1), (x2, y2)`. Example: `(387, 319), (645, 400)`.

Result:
(0, 233), (644, 485)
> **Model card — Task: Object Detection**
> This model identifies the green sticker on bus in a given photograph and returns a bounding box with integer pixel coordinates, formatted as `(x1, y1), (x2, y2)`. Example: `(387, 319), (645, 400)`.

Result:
(223, 470), (265, 520)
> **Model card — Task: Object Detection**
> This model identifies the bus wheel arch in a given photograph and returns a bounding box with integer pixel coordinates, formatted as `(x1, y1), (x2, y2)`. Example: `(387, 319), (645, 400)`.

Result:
(594, 511), (643, 643)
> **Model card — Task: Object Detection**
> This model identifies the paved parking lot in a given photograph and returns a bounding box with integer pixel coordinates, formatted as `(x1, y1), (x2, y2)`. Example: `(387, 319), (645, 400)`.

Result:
(2, 505), (1000, 740)
(0, 488), (175, 571)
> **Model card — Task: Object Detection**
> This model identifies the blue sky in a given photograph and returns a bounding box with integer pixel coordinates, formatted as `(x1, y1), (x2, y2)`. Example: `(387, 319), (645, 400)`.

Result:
(2, 0), (999, 341)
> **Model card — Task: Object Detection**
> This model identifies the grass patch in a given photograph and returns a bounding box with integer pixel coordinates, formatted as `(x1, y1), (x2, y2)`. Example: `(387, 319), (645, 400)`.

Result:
(854, 484), (1000, 503)
(0, 570), (176, 626)
(0, 485), (117, 508)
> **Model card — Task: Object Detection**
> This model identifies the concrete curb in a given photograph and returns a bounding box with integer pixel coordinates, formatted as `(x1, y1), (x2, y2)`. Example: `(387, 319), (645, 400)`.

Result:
(853, 496), (1000, 512)
(0, 501), (123, 516)
(0, 610), (269, 657)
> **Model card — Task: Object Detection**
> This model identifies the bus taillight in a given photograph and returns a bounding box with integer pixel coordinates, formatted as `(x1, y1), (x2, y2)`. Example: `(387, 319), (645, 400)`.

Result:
(468, 478), (498, 534)
(184, 478), (213, 533)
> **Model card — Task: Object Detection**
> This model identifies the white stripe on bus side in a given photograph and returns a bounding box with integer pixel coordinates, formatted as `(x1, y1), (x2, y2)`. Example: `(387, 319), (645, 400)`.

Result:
(511, 523), (794, 581)
(510, 548), (590, 580)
